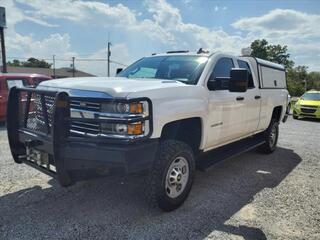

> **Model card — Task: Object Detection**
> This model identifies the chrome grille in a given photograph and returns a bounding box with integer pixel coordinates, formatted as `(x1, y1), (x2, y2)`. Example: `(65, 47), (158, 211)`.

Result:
(69, 100), (101, 136)
(70, 100), (100, 111)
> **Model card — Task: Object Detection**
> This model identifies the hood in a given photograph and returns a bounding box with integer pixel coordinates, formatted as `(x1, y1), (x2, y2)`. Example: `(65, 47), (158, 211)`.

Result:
(39, 77), (186, 98)
(298, 99), (320, 106)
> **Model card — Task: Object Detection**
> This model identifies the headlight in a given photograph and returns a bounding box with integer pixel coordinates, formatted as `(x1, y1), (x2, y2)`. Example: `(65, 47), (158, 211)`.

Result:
(99, 100), (150, 138)
(101, 102), (148, 115)
(70, 99), (151, 139)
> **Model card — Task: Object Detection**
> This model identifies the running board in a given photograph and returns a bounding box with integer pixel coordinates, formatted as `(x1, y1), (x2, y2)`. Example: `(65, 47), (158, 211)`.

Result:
(197, 133), (265, 171)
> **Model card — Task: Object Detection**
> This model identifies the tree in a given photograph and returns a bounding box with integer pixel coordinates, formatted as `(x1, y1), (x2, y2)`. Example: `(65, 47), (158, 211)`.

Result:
(307, 72), (320, 91)
(250, 39), (294, 69)
(250, 39), (269, 60)
(7, 58), (52, 68)
(287, 66), (308, 96)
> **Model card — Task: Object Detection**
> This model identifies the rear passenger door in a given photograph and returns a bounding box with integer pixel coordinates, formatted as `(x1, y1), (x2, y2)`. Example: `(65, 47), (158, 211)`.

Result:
(206, 57), (247, 148)
(237, 60), (261, 134)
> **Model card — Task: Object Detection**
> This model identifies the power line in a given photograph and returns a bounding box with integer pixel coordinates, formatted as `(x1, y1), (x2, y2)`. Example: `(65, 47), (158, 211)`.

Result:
(110, 60), (128, 67)
(7, 56), (127, 65)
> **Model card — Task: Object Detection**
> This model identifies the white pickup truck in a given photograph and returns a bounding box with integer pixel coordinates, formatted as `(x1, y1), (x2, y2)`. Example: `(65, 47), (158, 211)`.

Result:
(7, 49), (289, 211)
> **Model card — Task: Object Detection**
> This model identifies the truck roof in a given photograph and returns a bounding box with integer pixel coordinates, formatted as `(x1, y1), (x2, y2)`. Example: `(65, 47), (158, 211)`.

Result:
(149, 52), (285, 70)
(150, 52), (210, 57)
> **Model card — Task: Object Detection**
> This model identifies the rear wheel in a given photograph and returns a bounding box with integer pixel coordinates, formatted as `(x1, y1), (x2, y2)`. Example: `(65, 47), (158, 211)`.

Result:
(149, 140), (195, 211)
(259, 119), (279, 154)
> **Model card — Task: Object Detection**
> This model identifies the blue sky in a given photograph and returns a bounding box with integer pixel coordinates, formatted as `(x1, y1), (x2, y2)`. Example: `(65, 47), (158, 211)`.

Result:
(2, 0), (320, 76)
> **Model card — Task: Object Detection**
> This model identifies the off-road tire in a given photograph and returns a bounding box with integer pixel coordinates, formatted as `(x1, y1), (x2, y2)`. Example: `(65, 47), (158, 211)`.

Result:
(259, 119), (279, 154)
(149, 140), (195, 211)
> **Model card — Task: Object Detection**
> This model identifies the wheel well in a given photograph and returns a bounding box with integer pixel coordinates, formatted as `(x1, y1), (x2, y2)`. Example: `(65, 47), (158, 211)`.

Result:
(272, 106), (283, 122)
(161, 118), (202, 154)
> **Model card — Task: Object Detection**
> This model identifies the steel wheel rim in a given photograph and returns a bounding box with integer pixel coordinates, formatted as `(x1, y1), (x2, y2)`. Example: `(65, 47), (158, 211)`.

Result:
(165, 156), (189, 199)
(269, 125), (277, 147)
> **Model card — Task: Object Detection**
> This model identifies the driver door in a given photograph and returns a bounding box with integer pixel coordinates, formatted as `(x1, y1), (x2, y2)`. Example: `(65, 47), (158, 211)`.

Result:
(206, 57), (247, 149)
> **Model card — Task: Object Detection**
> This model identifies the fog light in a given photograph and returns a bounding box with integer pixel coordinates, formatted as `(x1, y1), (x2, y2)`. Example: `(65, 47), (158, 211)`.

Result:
(115, 124), (128, 134)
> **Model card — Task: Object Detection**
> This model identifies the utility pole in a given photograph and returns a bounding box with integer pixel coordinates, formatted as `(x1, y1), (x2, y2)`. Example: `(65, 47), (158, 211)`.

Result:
(52, 55), (56, 78)
(107, 41), (111, 77)
(72, 57), (75, 77)
(0, 27), (6, 73)
(304, 79), (307, 92)
(0, 7), (6, 73)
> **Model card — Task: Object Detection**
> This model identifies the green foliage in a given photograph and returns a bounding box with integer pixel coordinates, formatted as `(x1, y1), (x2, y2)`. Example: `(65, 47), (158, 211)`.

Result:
(287, 69), (305, 97)
(250, 39), (294, 69)
(307, 72), (320, 91)
(7, 58), (52, 68)
(250, 39), (320, 96)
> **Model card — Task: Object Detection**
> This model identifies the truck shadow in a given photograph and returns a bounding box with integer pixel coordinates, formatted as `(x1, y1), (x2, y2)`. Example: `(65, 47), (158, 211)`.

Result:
(0, 147), (301, 240)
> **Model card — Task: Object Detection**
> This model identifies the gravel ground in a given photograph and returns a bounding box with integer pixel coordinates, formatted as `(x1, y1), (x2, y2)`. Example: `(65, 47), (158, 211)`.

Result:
(0, 117), (319, 240)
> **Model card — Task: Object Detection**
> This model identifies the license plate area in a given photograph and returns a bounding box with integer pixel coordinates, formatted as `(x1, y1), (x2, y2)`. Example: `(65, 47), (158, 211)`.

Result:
(26, 147), (56, 172)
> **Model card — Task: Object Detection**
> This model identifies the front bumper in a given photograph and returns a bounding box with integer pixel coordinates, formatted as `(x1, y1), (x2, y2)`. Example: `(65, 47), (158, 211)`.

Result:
(7, 87), (157, 186)
(293, 106), (320, 119)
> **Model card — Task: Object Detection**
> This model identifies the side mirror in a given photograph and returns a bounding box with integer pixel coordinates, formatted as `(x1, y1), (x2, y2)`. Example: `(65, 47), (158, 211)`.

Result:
(229, 68), (249, 92)
(116, 68), (123, 74)
(207, 79), (216, 91)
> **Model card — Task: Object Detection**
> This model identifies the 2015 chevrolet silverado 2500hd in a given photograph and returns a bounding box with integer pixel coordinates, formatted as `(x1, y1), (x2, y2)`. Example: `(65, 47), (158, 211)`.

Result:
(7, 50), (289, 211)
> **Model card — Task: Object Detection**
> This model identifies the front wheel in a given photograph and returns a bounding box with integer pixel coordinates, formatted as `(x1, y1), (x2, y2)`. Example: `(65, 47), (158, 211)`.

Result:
(149, 140), (195, 211)
(259, 119), (279, 154)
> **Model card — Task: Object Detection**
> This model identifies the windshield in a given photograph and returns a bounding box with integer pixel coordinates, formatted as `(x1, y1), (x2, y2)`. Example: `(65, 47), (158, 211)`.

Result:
(301, 92), (320, 101)
(117, 56), (208, 85)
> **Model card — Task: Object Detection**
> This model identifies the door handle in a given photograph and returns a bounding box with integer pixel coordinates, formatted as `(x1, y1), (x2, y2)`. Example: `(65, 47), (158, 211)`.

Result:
(236, 96), (244, 101)
(254, 95), (261, 99)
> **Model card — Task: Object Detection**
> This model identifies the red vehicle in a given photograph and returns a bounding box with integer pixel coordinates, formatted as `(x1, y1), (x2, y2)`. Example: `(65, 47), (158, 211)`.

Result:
(0, 73), (51, 122)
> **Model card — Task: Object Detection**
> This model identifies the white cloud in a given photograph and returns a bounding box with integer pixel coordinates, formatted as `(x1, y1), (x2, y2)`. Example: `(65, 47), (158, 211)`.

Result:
(2, 0), (320, 73)
(232, 8), (320, 70)
(232, 9), (320, 38)
(75, 43), (131, 77)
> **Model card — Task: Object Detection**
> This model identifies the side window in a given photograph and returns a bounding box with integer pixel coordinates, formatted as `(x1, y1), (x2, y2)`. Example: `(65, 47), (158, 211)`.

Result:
(237, 60), (254, 88)
(208, 58), (234, 90)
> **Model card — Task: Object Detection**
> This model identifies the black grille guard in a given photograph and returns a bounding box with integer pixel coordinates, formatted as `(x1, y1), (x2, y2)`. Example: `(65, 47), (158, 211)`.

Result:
(6, 86), (153, 186)
(7, 87), (72, 185)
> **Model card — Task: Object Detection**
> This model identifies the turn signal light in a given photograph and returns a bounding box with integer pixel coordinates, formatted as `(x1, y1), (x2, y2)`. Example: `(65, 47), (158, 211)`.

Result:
(130, 102), (143, 114)
(128, 122), (143, 135)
